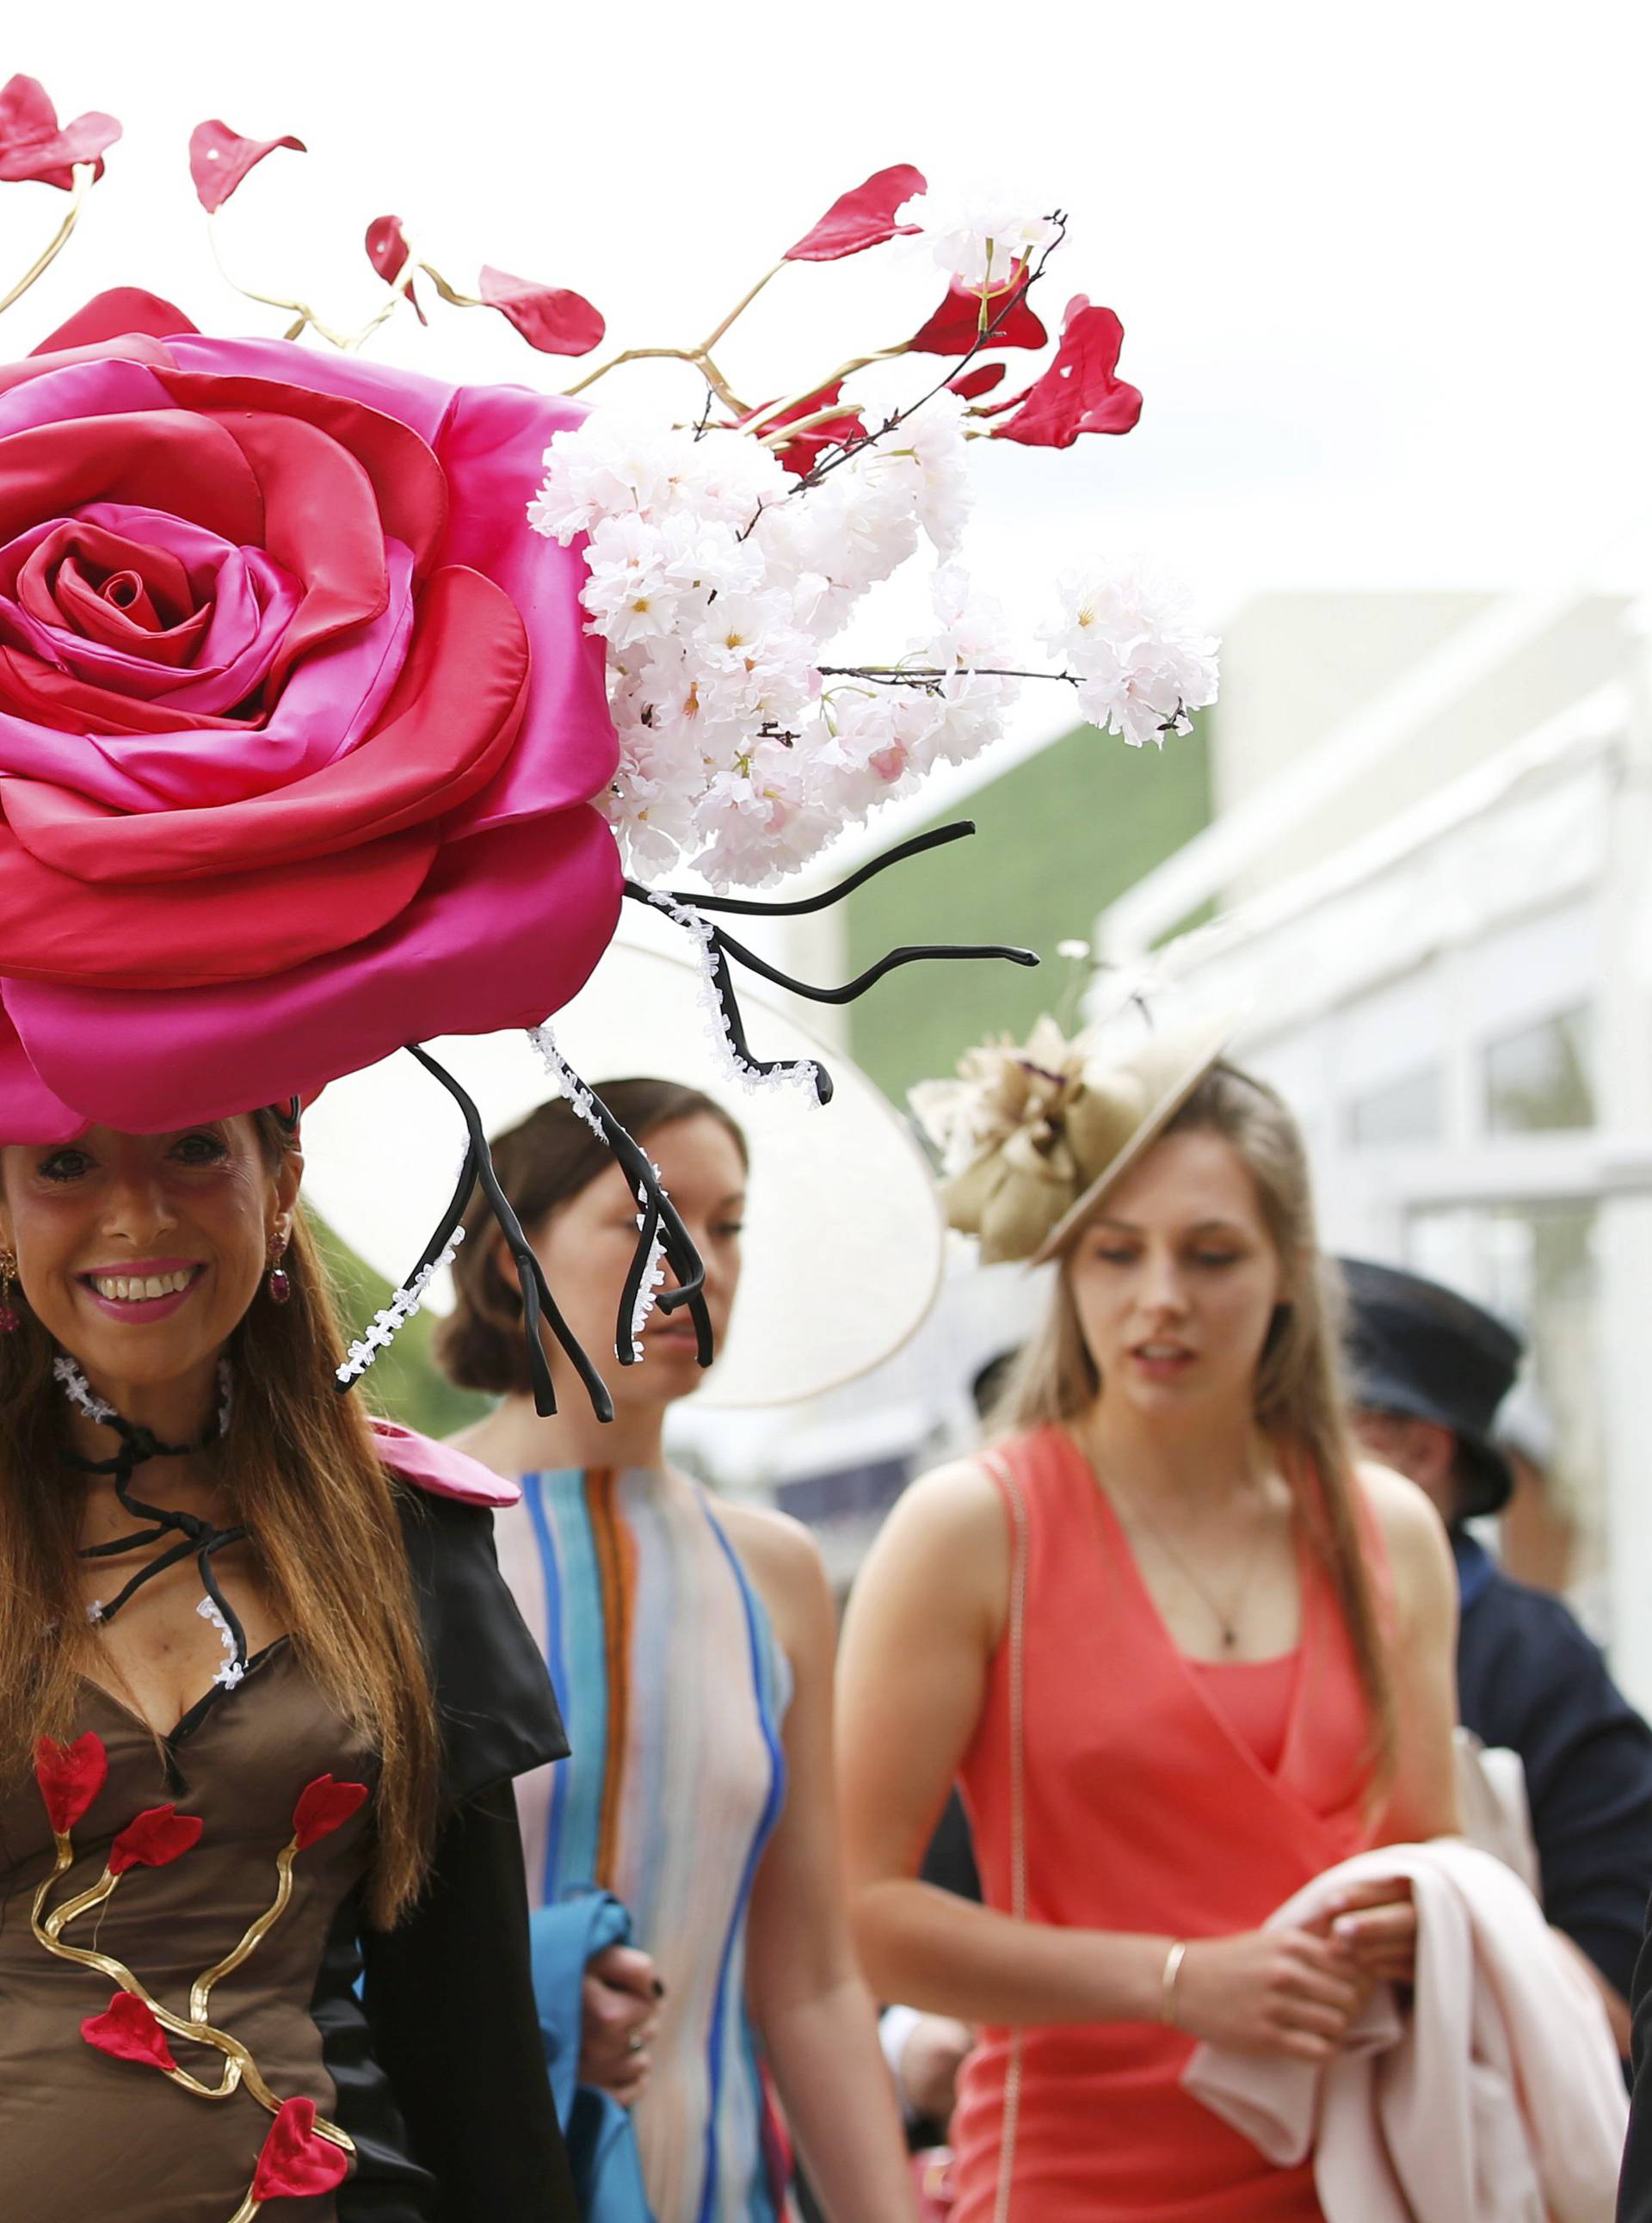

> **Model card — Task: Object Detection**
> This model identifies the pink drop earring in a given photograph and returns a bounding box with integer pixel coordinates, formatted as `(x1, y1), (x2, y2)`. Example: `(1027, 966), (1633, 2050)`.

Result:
(0, 1252), (20, 1333)
(267, 1236), (292, 1307)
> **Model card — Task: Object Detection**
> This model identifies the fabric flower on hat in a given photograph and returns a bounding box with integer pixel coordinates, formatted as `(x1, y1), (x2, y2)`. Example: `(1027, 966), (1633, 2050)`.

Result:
(0, 292), (620, 1146)
(910, 1016), (1090, 1264)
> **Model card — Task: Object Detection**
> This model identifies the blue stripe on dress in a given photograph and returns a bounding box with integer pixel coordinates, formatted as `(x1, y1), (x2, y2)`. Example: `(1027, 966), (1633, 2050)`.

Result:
(698, 1503), (789, 2223)
(536, 1469), (608, 1900)
(521, 1470), (571, 1900)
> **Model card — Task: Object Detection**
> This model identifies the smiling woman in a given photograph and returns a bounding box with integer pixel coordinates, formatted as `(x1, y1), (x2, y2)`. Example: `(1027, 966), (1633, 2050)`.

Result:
(0, 1105), (578, 2223)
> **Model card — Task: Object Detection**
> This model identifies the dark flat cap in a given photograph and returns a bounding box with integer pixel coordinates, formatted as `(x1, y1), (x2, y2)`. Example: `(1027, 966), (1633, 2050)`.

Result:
(1337, 1257), (1525, 1520)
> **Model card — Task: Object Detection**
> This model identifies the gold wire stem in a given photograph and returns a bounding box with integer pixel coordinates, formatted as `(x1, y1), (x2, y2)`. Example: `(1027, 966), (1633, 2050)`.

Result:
(29, 1844), (349, 2145)
(342, 245), (419, 354)
(697, 261), (784, 354)
(190, 1840), (295, 2023)
(206, 211), (354, 352)
(417, 262), (483, 308)
(561, 260), (785, 408)
(0, 162), (97, 319)
(562, 344), (712, 398)
(758, 397), (863, 448)
(226, 2197), (261, 2223)
(44, 1863), (118, 1936)
(738, 348), (908, 436)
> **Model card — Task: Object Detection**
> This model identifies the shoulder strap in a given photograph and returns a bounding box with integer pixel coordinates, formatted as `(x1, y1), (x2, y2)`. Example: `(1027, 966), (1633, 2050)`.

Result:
(977, 1448), (1027, 2221)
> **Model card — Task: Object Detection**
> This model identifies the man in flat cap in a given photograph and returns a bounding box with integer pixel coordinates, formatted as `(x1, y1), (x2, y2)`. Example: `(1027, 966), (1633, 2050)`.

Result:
(1341, 1257), (1652, 2060)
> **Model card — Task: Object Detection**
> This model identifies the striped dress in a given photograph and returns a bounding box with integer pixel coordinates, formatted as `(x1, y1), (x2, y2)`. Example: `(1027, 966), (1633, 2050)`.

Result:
(494, 1466), (795, 2223)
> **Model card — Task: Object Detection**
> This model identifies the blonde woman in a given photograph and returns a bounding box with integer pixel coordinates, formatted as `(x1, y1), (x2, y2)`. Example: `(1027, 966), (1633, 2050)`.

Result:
(837, 1024), (1459, 2221)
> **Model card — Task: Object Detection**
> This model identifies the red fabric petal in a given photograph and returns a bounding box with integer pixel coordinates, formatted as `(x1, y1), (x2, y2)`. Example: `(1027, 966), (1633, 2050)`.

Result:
(253, 2097), (351, 2201)
(182, 403), (389, 687)
(152, 364), (450, 579)
(293, 1776), (370, 1850)
(0, 812), (441, 989)
(478, 268), (604, 358)
(188, 120), (305, 215)
(31, 291), (195, 354)
(81, 1991), (177, 2072)
(989, 299), (1142, 448)
(949, 362), (1007, 401)
(905, 272), (1048, 356)
(0, 409), (264, 553)
(34, 1732), (108, 1834)
(108, 1804), (202, 1875)
(6, 565), (529, 882)
(0, 999), (81, 1142)
(364, 216), (427, 326)
(0, 76), (120, 191)
(738, 384), (864, 477)
(784, 164), (926, 262)
(4, 809), (622, 1137)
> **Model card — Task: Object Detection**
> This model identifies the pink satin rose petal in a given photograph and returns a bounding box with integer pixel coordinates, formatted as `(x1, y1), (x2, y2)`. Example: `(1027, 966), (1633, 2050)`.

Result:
(1, 546), (297, 709)
(7, 566), (530, 881)
(0, 1001), (82, 1142)
(30, 290), (195, 353)
(0, 816), (441, 989)
(15, 520), (194, 634)
(0, 543), (415, 810)
(161, 343), (620, 824)
(154, 360), (449, 578)
(5, 810), (622, 1137)
(431, 381), (621, 829)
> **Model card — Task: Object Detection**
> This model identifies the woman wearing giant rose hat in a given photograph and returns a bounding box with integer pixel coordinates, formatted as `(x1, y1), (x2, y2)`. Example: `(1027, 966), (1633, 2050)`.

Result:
(0, 250), (1032, 2218)
(0, 286), (636, 2223)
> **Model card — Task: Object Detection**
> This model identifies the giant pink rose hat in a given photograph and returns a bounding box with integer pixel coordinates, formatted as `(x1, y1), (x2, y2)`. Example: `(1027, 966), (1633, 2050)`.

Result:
(0, 95), (1217, 1415)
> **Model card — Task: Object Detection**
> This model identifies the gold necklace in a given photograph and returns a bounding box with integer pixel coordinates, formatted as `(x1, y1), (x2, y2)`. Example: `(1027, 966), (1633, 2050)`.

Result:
(1103, 1469), (1273, 1653)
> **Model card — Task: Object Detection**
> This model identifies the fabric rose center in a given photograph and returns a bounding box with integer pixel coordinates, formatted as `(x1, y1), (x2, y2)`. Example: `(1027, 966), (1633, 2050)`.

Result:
(0, 501), (305, 710)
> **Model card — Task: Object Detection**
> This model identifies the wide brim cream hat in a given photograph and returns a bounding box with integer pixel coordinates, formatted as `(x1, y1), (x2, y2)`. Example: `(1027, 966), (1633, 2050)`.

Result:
(301, 900), (946, 1410)
(912, 1006), (1236, 1267)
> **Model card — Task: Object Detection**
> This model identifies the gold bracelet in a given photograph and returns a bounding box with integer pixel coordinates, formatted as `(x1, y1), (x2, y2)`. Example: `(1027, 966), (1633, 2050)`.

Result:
(1161, 1938), (1188, 2027)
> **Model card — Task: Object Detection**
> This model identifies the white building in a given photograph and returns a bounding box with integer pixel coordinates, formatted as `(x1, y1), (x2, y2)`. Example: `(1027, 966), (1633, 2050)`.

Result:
(1100, 590), (1652, 1704)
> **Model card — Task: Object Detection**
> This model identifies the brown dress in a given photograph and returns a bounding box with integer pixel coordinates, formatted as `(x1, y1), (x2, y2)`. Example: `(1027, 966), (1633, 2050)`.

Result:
(0, 1645), (374, 2221)
(0, 1456), (576, 2223)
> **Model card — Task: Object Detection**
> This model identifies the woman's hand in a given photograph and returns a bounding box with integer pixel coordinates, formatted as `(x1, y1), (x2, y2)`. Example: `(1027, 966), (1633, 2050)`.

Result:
(1173, 1928), (1364, 2062)
(1317, 1876), (1418, 1987)
(898, 2013), (974, 2125)
(579, 1943), (663, 2106)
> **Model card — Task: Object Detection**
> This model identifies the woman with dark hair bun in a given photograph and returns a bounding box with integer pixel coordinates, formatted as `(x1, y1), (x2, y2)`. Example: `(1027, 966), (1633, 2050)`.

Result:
(440, 1081), (919, 2223)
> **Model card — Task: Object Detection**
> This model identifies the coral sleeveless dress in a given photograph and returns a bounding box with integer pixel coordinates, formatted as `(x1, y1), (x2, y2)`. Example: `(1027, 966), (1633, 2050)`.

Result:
(952, 1426), (1384, 2223)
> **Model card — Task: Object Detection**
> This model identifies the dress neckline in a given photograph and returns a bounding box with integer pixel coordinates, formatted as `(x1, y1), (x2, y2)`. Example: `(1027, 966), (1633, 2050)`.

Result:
(1057, 1427), (1320, 1788)
(79, 1634), (293, 1749)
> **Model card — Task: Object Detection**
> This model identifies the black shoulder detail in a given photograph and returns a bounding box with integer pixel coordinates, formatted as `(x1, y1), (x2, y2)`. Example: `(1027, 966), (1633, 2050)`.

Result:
(397, 1488), (570, 1808)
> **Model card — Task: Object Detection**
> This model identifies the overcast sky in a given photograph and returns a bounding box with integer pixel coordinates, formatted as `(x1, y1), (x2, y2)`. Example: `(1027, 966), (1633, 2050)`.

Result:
(11, 4), (1651, 791)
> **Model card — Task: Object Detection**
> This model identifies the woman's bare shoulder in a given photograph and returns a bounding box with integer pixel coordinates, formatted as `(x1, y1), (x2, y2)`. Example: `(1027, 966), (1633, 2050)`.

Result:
(712, 1495), (824, 1595)
(1354, 1460), (1458, 1623)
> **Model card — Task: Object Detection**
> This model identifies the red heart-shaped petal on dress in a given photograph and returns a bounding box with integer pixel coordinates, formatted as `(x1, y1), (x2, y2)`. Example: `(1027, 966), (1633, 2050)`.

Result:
(292, 1776), (370, 1850)
(82, 1991), (176, 2072)
(252, 2097), (350, 2200)
(108, 1803), (203, 1875)
(34, 1731), (108, 1834)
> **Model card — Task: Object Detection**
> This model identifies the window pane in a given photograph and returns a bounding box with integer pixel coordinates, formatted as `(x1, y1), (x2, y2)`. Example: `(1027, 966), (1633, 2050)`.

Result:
(1347, 1067), (1443, 1149)
(1483, 1007), (1593, 1134)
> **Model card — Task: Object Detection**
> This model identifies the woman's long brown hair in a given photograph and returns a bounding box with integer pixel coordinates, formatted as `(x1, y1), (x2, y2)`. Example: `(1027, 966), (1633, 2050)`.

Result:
(997, 1062), (1398, 1787)
(0, 1113), (440, 1925)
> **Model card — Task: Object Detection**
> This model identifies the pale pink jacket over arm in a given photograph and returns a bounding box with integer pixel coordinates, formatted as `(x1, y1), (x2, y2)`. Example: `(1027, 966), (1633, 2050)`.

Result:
(1181, 1840), (1627, 2223)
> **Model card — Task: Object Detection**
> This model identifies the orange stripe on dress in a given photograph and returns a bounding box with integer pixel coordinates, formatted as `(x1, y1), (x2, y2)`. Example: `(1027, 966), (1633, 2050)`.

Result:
(586, 1469), (637, 1890)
